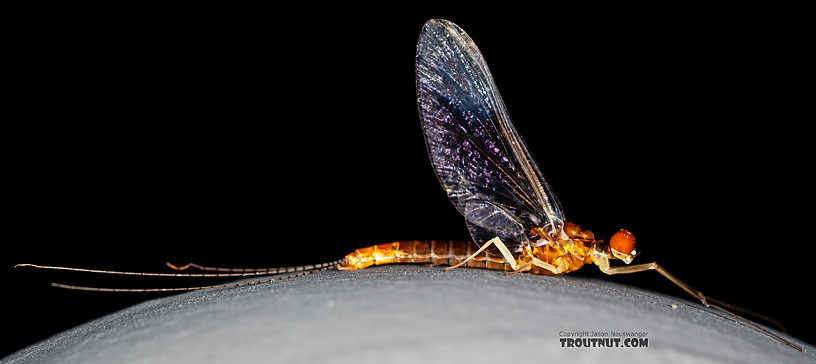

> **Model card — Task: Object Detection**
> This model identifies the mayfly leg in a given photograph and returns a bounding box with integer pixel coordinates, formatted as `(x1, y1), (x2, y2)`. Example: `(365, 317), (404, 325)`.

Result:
(444, 237), (520, 271)
(601, 262), (802, 351)
(703, 296), (787, 333)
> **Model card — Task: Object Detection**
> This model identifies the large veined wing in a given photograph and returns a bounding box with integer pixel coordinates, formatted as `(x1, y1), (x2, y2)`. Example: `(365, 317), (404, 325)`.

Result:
(416, 19), (565, 251)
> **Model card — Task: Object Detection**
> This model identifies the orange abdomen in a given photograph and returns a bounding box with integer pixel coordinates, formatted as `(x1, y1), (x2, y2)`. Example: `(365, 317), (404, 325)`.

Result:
(339, 241), (512, 271)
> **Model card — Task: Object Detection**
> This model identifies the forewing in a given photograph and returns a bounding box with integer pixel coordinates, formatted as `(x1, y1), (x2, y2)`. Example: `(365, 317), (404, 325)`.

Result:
(416, 19), (565, 250)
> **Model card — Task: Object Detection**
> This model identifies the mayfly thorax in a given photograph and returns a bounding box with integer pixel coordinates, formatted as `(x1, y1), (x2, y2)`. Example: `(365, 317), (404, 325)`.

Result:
(16, 19), (801, 351)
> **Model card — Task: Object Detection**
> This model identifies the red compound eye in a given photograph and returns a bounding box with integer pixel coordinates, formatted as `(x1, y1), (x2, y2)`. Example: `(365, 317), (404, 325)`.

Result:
(610, 229), (636, 255)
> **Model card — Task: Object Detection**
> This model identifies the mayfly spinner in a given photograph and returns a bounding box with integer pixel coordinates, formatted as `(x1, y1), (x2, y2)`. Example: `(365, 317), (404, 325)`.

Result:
(17, 19), (801, 351)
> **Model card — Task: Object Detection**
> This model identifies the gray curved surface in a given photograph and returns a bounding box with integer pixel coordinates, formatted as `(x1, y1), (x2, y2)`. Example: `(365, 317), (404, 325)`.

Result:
(4, 265), (813, 363)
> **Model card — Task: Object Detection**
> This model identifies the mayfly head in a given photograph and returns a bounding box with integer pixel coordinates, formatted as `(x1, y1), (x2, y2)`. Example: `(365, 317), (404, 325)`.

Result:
(609, 229), (638, 264)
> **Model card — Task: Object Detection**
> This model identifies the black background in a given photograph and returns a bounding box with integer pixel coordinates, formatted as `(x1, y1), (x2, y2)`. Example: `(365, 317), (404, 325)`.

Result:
(3, 6), (812, 357)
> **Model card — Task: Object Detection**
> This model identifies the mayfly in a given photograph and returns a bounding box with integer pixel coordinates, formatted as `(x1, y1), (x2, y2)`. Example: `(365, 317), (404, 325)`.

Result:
(17, 19), (801, 351)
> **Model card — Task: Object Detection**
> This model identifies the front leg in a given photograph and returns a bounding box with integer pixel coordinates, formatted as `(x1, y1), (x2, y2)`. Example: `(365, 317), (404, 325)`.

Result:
(597, 261), (801, 351)
(598, 262), (707, 306)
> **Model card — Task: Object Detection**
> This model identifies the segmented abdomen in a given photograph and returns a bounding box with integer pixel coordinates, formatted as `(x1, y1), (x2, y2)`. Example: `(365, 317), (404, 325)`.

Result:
(339, 241), (513, 271)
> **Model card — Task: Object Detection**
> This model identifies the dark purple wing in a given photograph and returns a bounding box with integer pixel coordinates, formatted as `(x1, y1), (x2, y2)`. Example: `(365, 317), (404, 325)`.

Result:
(416, 19), (565, 251)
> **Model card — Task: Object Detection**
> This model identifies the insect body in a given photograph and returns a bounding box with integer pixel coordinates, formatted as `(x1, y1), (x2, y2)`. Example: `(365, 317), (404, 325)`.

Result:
(339, 222), (631, 278)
